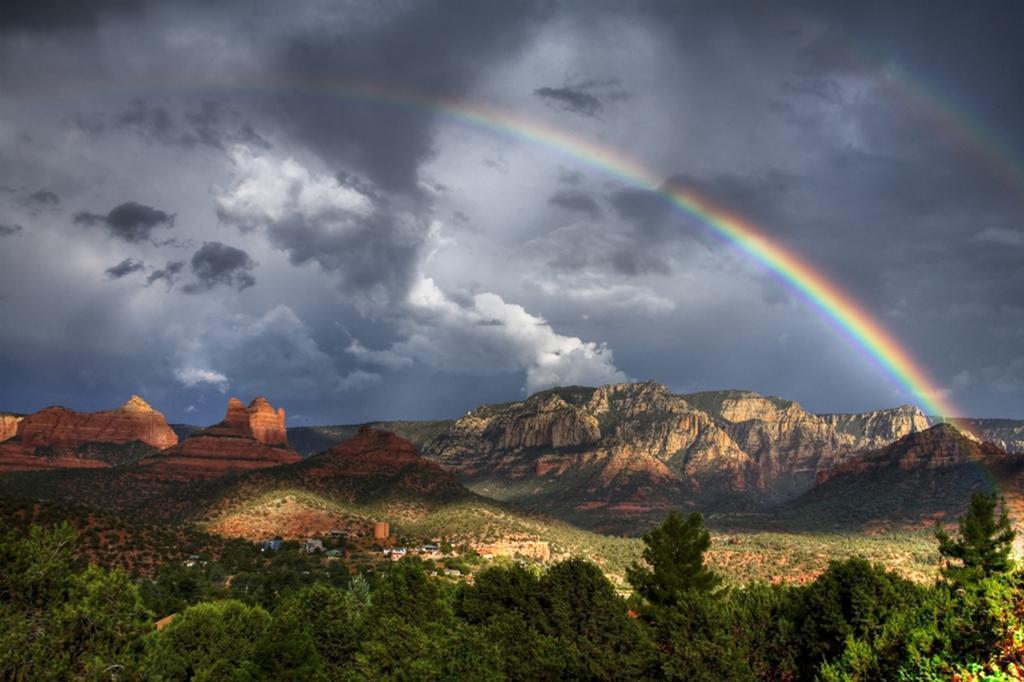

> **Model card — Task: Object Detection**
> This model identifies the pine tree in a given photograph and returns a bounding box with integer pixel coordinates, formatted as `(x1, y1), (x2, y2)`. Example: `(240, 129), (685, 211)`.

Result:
(935, 492), (1016, 585)
(627, 510), (721, 608)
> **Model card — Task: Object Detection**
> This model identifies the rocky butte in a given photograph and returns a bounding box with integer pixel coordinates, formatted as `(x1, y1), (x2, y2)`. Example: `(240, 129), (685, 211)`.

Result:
(0, 396), (178, 473)
(139, 396), (299, 480)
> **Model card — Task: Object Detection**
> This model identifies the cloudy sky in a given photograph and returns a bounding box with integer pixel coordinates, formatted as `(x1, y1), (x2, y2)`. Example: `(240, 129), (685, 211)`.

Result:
(1, 1), (1022, 425)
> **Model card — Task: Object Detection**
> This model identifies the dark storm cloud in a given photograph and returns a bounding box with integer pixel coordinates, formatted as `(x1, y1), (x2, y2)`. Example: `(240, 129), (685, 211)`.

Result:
(270, 0), (551, 193)
(75, 99), (270, 151)
(146, 261), (184, 289)
(104, 258), (144, 279)
(0, 224), (22, 236)
(534, 79), (629, 118)
(74, 201), (175, 242)
(548, 189), (602, 220)
(0, 0), (141, 33)
(182, 242), (256, 293)
(27, 189), (59, 206)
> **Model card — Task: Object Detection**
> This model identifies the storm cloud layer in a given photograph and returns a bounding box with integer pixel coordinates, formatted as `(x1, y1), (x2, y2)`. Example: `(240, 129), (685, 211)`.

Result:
(1, 1), (1022, 424)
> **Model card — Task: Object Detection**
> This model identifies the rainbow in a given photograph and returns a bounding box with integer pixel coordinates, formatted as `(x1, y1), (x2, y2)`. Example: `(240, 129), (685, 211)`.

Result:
(295, 82), (961, 419)
(29, 77), (964, 418)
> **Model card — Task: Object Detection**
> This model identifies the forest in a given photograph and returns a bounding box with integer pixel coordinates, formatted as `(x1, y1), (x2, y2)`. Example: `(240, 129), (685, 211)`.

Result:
(1, 493), (1021, 681)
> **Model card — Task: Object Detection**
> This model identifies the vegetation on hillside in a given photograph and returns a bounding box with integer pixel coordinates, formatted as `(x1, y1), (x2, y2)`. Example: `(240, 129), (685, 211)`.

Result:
(2, 492), (1021, 680)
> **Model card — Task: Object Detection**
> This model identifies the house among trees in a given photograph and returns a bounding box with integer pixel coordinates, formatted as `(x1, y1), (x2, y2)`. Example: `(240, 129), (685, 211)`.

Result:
(383, 547), (407, 560)
(302, 538), (325, 554)
(260, 538), (284, 552)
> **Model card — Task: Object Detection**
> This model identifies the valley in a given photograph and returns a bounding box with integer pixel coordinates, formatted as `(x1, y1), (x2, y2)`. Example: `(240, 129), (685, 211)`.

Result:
(2, 381), (1020, 586)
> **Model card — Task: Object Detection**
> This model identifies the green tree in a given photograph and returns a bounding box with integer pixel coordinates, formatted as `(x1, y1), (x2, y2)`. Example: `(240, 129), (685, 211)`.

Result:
(793, 557), (923, 679)
(539, 558), (656, 679)
(143, 599), (270, 681)
(627, 510), (721, 609)
(935, 492), (1015, 586)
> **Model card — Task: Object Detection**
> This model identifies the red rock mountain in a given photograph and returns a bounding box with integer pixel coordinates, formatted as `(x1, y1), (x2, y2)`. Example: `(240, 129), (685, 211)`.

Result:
(817, 423), (1006, 484)
(248, 426), (466, 503)
(0, 396), (177, 473)
(201, 426), (471, 539)
(139, 397), (299, 480)
(13, 395), (177, 450)
(782, 424), (1019, 530)
(423, 382), (937, 530)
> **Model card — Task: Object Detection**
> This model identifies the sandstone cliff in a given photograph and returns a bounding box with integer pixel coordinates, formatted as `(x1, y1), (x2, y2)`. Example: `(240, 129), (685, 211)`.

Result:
(424, 382), (959, 530)
(783, 424), (1018, 531)
(819, 405), (931, 450)
(425, 382), (758, 530)
(0, 414), (22, 443)
(138, 396), (299, 480)
(939, 418), (1024, 454)
(817, 423), (1006, 483)
(0, 396), (177, 473)
(14, 395), (178, 450)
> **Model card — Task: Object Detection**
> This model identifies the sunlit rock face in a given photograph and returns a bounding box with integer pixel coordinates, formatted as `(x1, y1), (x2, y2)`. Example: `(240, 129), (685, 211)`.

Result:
(0, 396), (178, 473)
(423, 382), (950, 530)
(137, 396), (299, 481)
(0, 414), (22, 443)
(14, 395), (178, 450)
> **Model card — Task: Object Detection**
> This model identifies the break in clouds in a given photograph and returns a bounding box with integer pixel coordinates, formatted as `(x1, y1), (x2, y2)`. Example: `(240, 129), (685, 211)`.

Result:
(0, 0), (1023, 424)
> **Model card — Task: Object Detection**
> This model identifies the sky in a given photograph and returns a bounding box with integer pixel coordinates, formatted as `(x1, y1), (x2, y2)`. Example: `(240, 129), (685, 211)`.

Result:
(1, 0), (1023, 425)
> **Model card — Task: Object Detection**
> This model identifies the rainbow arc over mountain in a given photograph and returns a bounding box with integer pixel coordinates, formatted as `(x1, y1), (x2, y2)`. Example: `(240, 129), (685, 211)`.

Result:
(43, 77), (963, 420)
(307, 82), (959, 419)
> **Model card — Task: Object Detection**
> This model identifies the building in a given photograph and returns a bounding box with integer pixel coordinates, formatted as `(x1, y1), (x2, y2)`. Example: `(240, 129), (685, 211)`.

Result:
(373, 521), (389, 541)
(302, 538), (325, 554)
(384, 547), (407, 560)
(260, 538), (284, 552)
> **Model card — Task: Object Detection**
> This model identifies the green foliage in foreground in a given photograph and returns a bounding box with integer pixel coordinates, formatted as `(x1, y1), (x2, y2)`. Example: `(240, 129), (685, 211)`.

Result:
(2, 492), (1022, 680)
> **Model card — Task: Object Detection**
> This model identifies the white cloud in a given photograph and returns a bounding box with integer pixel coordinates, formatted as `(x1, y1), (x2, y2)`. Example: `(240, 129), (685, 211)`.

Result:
(216, 145), (373, 230)
(174, 367), (230, 391)
(396, 276), (628, 394)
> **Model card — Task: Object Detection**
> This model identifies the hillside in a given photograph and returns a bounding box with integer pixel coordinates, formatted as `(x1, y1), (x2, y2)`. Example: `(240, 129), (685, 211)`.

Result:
(774, 424), (1022, 531)
(287, 420), (453, 457)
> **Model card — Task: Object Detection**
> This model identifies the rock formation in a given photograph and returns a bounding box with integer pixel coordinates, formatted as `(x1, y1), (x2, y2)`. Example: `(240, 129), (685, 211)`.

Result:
(423, 382), (953, 530)
(424, 383), (757, 530)
(13, 395), (178, 451)
(283, 426), (466, 501)
(0, 413), (22, 443)
(820, 405), (931, 450)
(0, 396), (177, 473)
(817, 423), (1006, 483)
(941, 417), (1024, 454)
(783, 424), (1019, 531)
(138, 396), (299, 480)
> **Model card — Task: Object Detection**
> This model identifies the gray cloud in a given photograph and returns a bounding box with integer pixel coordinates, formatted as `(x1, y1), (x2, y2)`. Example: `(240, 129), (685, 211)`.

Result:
(216, 146), (423, 307)
(146, 261), (184, 289)
(74, 201), (175, 242)
(76, 99), (271, 151)
(27, 188), (59, 206)
(548, 189), (602, 219)
(534, 79), (629, 118)
(266, 0), (550, 193)
(1, 1), (1023, 422)
(105, 257), (144, 279)
(0, 0), (142, 34)
(182, 242), (256, 293)
(0, 224), (22, 236)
